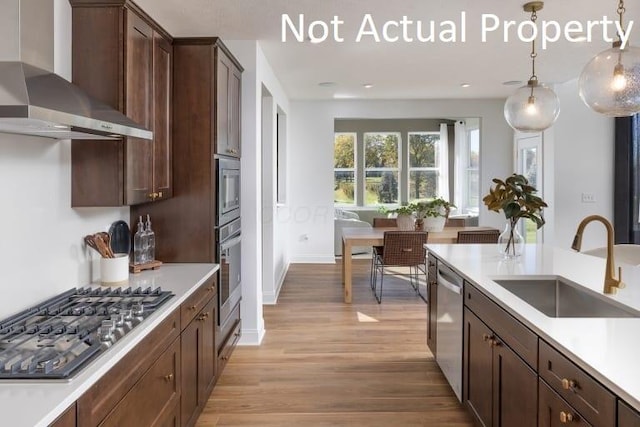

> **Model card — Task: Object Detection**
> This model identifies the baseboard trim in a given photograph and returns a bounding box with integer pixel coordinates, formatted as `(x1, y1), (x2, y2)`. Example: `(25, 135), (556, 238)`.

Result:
(290, 255), (335, 264)
(238, 327), (265, 346)
(263, 261), (290, 305)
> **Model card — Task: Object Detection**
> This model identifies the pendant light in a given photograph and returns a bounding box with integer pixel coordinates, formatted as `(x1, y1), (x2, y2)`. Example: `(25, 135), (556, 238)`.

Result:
(579, 0), (640, 116)
(504, 2), (560, 132)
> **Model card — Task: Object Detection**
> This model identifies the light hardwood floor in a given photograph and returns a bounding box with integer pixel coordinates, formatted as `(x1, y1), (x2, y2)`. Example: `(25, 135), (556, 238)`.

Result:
(197, 260), (473, 426)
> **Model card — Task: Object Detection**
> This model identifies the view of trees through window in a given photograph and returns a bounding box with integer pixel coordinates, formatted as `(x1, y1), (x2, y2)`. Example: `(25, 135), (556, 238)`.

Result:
(333, 120), (480, 211)
(334, 133), (356, 204)
(364, 133), (399, 205)
(408, 132), (439, 202)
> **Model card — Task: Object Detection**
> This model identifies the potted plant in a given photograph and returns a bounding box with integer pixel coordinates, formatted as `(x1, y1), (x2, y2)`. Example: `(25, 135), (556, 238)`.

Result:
(414, 198), (456, 232)
(378, 204), (415, 230)
(482, 174), (547, 258)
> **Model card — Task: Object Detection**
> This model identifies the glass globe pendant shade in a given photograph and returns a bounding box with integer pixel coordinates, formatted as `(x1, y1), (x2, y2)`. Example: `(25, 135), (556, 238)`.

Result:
(504, 80), (560, 132)
(579, 44), (640, 117)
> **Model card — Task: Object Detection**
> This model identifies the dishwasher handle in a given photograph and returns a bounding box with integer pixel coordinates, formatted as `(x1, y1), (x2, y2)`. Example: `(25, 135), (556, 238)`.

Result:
(437, 266), (463, 295)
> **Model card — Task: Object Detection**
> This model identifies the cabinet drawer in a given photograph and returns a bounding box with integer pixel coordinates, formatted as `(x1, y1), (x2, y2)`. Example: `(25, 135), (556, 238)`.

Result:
(181, 275), (217, 329)
(539, 340), (615, 427)
(539, 378), (592, 427)
(464, 283), (538, 369)
(217, 303), (241, 375)
(78, 309), (180, 427)
(100, 337), (181, 427)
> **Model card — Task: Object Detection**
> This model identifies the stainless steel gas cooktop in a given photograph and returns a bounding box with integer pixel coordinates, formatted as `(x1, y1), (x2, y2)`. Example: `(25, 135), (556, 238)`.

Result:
(0, 287), (173, 380)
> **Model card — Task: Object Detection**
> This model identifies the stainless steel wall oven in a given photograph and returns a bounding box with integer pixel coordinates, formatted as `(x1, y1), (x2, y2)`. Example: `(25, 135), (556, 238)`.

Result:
(217, 218), (241, 327)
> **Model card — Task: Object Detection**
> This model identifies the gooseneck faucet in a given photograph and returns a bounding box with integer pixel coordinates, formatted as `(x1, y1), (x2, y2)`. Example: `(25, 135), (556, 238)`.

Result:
(571, 215), (623, 294)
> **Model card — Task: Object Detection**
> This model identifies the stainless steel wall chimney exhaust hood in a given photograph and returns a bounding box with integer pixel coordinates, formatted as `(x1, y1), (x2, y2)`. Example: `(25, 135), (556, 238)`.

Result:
(0, 62), (152, 140)
(0, 0), (152, 140)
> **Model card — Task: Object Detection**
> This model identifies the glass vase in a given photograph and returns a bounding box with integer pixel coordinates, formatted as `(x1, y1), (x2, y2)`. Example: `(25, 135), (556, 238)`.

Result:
(498, 220), (524, 259)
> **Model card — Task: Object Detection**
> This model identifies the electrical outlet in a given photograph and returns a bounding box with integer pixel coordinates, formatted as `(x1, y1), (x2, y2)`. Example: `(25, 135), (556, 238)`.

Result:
(581, 193), (596, 203)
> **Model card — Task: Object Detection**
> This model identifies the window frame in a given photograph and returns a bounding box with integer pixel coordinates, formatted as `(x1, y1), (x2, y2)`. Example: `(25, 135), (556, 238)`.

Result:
(333, 132), (357, 206)
(407, 131), (441, 203)
(363, 131), (402, 206)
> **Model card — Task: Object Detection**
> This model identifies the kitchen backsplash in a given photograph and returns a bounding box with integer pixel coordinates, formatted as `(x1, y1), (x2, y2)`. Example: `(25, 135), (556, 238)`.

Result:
(0, 134), (128, 319)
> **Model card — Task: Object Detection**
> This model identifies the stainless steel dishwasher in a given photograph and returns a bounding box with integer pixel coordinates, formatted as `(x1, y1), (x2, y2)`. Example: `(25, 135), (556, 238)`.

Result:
(435, 261), (464, 401)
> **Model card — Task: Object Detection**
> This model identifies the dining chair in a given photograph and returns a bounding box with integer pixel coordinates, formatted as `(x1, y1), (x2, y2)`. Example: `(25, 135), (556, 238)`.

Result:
(372, 217), (398, 227)
(371, 231), (428, 303)
(456, 229), (500, 244)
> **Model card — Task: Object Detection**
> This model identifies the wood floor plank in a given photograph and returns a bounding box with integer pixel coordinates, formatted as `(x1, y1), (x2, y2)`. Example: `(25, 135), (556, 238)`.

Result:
(197, 260), (473, 426)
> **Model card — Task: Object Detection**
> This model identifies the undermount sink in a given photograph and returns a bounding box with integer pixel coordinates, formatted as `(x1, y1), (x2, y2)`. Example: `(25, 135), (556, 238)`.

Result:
(492, 276), (640, 318)
(581, 244), (640, 266)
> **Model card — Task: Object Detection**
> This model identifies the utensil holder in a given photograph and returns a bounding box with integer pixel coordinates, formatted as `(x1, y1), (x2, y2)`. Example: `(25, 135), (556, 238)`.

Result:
(100, 254), (130, 285)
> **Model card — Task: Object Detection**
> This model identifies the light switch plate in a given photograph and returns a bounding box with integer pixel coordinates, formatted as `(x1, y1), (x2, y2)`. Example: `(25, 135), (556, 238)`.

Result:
(581, 193), (596, 203)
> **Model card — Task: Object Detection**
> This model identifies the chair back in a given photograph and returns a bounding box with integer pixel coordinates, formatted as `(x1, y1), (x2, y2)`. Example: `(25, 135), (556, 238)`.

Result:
(382, 231), (428, 266)
(373, 217), (397, 228)
(456, 229), (500, 244)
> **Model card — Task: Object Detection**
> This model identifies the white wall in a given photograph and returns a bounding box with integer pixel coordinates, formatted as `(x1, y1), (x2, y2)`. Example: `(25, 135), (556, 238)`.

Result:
(225, 40), (291, 342)
(0, 0), (127, 319)
(551, 79), (614, 250)
(288, 99), (513, 262)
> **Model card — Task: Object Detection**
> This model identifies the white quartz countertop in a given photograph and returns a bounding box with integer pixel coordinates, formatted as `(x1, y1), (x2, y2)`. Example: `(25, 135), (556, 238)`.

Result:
(0, 263), (219, 427)
(426, 243), (640, 412)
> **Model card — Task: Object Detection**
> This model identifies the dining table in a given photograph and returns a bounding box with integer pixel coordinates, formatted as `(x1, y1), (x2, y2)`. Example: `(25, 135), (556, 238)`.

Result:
(340, 226), (494, 303)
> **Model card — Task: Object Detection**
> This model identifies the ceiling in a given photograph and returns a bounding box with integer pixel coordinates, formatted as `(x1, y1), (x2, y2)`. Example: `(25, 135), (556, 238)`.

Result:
(135, 0), (640, 100)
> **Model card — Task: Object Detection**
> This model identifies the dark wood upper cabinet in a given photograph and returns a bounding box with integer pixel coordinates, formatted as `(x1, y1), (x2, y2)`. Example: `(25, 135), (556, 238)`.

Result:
(70, 0), (172, 206)
(133, 37), (242, 263)
(216, 45), (243, 157)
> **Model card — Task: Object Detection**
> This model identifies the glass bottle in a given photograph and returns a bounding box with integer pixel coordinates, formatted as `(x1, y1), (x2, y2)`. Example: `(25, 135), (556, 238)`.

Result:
(145, 214), (155, 262)
(133, 216), (146, 265)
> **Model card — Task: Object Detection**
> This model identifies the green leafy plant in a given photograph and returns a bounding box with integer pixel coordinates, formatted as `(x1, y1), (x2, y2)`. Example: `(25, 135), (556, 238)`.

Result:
(483, 174), (547, 256)
(413, 197), (456, 219)
(482, 174), (547, 227)
(379, 198), (455, 218)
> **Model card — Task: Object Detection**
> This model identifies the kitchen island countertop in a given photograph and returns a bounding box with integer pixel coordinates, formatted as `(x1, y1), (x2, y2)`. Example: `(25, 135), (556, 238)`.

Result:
(0, 263), (219, 427)
(426, 243), (640, 412)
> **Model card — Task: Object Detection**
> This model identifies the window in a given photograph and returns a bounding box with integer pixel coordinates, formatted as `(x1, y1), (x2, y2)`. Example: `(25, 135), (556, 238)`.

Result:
(333, 133), (356, 205)
(364, 132), (400, 205)
(408, 132), (440, 202)
(466, 128), (480, 211)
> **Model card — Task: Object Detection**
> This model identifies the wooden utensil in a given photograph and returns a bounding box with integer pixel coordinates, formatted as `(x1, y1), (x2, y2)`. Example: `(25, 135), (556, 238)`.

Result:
(97, 232), (115, 258)
(84, 235), (100, 255)
(93, 233), (113, 258)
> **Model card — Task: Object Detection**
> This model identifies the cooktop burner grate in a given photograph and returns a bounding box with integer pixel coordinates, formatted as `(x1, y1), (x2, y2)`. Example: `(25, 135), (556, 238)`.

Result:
(0, 286), (173, 379)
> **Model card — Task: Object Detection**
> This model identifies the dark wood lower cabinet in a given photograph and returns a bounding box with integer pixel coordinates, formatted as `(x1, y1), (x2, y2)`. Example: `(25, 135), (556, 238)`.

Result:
(464, 308), (494, 427)
(181, 297), (217, 427)
(49, 403), (76, 427)
(492, 333), (537, 427)
(463, 308), (537, 427)
(619, 400), (640, 427)
(539, 379), (591, 427)
(100, 338), (181, 427)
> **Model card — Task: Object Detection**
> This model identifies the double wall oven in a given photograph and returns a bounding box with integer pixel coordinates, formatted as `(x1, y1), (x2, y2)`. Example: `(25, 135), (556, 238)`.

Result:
(216, 157), (241, 329)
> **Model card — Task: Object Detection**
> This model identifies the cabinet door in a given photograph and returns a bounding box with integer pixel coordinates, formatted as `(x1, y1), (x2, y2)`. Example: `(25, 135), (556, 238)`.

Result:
(124, 9), (153, 205)
(216, 50), (231, 156)
(539, 379), (591, 427)
(153, 32), (172, 200)
(492, 335), (537, 427)
(463, 308), (493, 427)
(201, 298), (217, 399)
(228, 63), (241, 157)
(100, 338), (181, 427)
(49, 403), (76, 427)
(181, 316), (203, 427)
